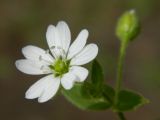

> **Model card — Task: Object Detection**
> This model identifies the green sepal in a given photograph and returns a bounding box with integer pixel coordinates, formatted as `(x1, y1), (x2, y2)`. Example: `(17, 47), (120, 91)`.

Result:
(91, 60), (104, 95)
(113, 89), (149, 112)
(62, 83), (115, 111)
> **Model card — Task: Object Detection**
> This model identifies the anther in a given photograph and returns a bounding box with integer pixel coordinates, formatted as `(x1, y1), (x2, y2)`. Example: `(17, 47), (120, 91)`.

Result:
(39, 55), (42, 61)
(50, 46), (56, 49)
(57, 46), (66, 58)
(40, 65), (45, 70)
(39, 55), (52, 64)
(45, 49), (49, 54)
(45, 49), (54, 60)
(40, 65), (51, 74)
(50, 46), (58, 58)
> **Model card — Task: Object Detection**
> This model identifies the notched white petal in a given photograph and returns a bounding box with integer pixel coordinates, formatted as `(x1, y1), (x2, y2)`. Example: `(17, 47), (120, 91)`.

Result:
(46, 25), (62, 57)
(38, 75), (60, 103)
(56, 21), (71, 53)
(70, 44), (98, 65)
(70, 66), (88, 82)
(46, 25), (56, 46)
(25, 76), (47, 99)
(15, 59), (51, 75)
(67, 29), (89, 59)
(25, 75), (60, 103)
(61, 72), (76, 90)
(22, 45), (54, 65)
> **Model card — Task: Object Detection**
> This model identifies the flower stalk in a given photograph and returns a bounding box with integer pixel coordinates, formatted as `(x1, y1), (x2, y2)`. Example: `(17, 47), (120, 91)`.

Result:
(114, 40), (128, 105)
(113, 9), (140, 120)
(117, 112), (126, 120)
(114, 40), (128, 120)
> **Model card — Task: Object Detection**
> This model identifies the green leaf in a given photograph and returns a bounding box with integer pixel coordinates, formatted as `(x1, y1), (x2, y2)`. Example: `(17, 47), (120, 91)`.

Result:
(102, 84), (115, 104)
(91, 60), (104, 94)
(62, 83), (113, 111)
(114, 89), (149, 112)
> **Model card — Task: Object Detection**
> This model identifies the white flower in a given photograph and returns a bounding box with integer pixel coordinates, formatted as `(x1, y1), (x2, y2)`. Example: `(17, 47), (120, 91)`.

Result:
(15, 21), (98, 103)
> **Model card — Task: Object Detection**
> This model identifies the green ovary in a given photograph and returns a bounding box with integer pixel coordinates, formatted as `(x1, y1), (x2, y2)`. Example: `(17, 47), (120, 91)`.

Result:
(49, 58), (69, 77)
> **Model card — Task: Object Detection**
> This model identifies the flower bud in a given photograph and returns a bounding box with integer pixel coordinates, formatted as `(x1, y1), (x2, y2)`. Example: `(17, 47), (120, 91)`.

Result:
(116, 10), (140, 42)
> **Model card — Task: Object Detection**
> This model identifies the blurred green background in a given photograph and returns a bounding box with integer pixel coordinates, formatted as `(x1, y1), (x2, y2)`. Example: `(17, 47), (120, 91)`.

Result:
(0, 0), (160, 120)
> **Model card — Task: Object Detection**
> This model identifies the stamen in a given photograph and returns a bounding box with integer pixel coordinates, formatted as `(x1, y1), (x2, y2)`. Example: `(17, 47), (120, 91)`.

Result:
(45, 49), (55, 60)
(43, 71), (49, 74)
(39, 55), (52, 64)
(61, 49), (66, 58)
(56, 46), (61, 49)
(40, 65), (51, 74)
(57, 46), (66, 58)
(50, 46), (58, 58)
(50, 45), (67, 59)
(40, 65), (45, 70)
(50, 46), (56, 49)
(45, 49), (49, 54)
(39, 55), (42, 61)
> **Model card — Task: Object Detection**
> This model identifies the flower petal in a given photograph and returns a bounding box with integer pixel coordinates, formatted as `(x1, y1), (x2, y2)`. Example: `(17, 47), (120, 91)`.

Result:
(61, 72), (76, 90)
(46, 25), (62, 57)
(15, 59), (51, 75)
(70, 66), (88, 82)
(70, 44), (98, 65)
(67, 29), (88, 59)
(22, 45), (54, 65)
(38, 75), (60, 103)
(56, 21), (71, 53)
(25, 76), (49, 99)
(25, 75), (60, 103)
